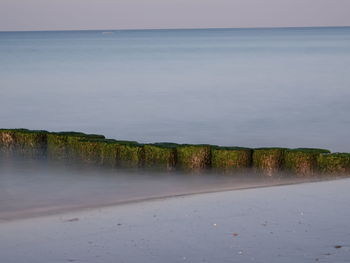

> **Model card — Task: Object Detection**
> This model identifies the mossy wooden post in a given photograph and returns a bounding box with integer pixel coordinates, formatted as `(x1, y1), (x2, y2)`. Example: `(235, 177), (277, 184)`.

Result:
(0, 129), (17, 155)
(0, 129), (47, 158)
(317, 153), (350, 175)
(176, 144), (211, 171)
(3, 128), (350, 178)
(99, 140), (120, 167)
(284, 148), (330, 176)
(73, 139), (119, 166)
(48, 133), (142, 168)
(70, 139), (104, 165)
(47, 133), (69, 160)
(143, 143), (177, 170)
(47, 132), (105, 163)
(0, 129), (16, 146)
(252, 148), (286, 176)
(15, 130), (47, 158)
(115, 141), (143, 168)
(211, 146), (252, 172)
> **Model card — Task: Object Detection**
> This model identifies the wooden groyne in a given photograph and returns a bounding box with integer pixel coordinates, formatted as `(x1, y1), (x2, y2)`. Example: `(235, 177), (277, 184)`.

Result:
(1, 128), (349, 176)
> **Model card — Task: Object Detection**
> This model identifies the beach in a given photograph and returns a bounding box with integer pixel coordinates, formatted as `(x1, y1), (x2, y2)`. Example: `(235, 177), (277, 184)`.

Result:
(1, 178), (349, 263)
(1, 26), (350, 263)
(1, 2), (350, 262)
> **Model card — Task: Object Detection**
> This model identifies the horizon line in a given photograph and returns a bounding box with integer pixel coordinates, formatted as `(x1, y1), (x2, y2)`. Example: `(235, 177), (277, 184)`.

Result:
(1, 25), (350, 33)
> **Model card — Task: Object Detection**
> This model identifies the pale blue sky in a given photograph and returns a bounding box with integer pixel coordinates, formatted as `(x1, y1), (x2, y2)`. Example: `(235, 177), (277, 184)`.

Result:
(1, 0), (350, 31)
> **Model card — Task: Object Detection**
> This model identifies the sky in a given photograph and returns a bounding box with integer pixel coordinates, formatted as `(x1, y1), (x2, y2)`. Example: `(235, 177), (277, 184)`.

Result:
(0, 0), (350, 31)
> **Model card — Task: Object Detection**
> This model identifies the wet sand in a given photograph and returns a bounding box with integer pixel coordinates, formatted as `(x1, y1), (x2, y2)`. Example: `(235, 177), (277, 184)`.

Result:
(1, 178), (350, 263)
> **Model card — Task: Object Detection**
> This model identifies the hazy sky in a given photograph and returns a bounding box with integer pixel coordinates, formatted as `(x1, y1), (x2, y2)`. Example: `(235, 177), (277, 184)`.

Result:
(1, 0), (350, 31)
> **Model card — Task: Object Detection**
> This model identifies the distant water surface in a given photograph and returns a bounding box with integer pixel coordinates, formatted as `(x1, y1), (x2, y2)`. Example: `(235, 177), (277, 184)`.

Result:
(1, 27), (350, 151)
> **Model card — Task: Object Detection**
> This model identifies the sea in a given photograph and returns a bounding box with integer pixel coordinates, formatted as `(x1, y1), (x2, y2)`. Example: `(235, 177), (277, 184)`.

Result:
(1, 27), (350, 152)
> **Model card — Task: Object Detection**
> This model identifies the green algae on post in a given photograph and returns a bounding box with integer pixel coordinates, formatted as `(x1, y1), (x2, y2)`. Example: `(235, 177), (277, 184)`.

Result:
(98, 140), (120, 167)
(252, 148), (286, 176)
(47, 132), (105, 162)
(60, 137), (142, 168)
(70, 139), (105, 165)
(143, 143), (177, 170)
(0, 129), (17, 149)
(47, 133), (69, 160)
(211, 146), (252, 171)
(116, 141), (143, 168)
(317, 153), (350, 175)
(176, 144), (211, 170)
(284, 148), (331, 176)
(0, 129), (48, 158)
(1, 128), (350, 177)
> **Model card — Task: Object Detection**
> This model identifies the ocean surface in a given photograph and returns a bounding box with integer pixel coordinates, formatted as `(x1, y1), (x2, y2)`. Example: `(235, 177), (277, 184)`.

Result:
(1, 27), (350, 152)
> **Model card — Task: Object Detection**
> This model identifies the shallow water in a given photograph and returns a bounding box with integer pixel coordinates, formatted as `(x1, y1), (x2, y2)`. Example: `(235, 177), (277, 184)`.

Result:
(0, 155), (316, 220)
(1, 28), (349, 262)
(1, 178), (350, 263)
(1, 27), (350, 151)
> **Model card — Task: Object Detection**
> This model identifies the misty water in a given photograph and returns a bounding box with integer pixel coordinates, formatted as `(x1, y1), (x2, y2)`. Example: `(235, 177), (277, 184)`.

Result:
(1, 27), (350, 219)
(1, 153), (316, 220)
(1, 27), (350, 151)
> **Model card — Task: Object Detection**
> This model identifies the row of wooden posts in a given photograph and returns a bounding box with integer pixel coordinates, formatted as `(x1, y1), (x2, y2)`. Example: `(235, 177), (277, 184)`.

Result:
(1, 129), (349, 176)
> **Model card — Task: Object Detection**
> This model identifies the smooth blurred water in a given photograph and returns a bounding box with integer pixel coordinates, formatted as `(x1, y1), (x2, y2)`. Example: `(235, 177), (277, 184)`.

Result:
(1, 27), (350, 151)
(0, 154), (322, 220)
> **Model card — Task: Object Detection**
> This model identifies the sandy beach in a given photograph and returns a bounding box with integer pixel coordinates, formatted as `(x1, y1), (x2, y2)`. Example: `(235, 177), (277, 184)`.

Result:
(1, 178), (349, 263)
(1, 2), (350, 263)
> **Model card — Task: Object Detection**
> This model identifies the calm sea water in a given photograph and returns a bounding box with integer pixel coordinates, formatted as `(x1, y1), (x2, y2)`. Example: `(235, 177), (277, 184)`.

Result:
(1, 27), (350, 152)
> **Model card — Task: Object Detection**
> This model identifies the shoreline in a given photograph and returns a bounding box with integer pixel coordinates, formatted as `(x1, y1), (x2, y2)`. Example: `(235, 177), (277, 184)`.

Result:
(1, 178), (350, 263)
(0, 175), (344, 222)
